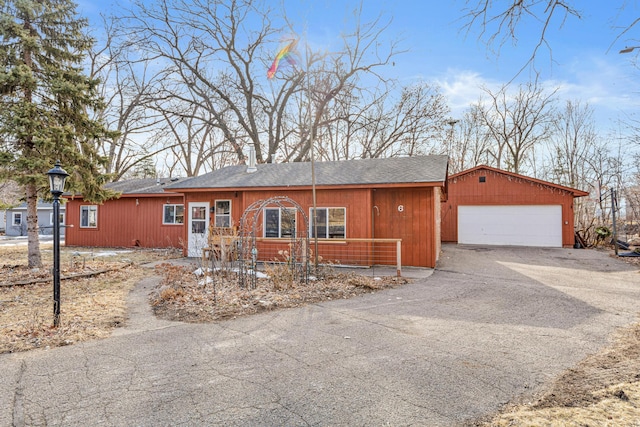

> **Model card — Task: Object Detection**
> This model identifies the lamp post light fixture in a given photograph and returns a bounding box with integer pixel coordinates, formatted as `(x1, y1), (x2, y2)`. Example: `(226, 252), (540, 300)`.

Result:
(620, 46), (640, 54)
(47, 161), (69, 327)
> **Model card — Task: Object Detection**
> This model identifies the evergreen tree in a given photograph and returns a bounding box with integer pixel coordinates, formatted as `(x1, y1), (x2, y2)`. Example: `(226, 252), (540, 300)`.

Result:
(0, 0), (116, 268)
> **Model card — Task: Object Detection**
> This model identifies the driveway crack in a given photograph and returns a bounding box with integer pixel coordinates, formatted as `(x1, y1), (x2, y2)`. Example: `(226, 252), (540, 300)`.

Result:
(12, 359), (26, 427)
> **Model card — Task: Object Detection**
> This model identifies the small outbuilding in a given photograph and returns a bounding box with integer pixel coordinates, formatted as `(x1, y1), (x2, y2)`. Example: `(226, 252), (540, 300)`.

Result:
(441, 165), (588, 248)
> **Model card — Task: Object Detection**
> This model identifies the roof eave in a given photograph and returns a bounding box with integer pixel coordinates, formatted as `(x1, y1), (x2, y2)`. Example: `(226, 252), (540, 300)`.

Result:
(165, 181), (447, 193)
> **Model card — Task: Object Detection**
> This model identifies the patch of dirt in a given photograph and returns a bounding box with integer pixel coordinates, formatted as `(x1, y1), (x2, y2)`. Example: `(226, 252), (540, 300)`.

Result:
(150, 262), (408, 323)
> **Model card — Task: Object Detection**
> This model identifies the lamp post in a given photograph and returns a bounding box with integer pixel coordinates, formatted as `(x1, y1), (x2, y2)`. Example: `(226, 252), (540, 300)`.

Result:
(447, 118), (459, 170)
(47, 161), (69, 327)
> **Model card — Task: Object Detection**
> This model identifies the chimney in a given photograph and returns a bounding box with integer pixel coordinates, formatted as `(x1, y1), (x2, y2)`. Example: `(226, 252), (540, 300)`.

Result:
(247, 147), (257, 173)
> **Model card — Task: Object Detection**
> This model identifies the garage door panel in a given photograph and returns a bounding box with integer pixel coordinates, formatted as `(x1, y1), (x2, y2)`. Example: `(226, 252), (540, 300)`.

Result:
(458, 205), (562, 247)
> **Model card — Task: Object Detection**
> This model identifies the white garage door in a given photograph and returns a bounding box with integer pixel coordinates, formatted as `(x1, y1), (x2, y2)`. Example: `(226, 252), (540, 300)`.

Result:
(458, 205), (562, 247)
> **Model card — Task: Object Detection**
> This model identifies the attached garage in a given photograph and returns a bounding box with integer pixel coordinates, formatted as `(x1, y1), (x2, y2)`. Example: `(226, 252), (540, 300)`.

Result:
(442, 166), (589, 248)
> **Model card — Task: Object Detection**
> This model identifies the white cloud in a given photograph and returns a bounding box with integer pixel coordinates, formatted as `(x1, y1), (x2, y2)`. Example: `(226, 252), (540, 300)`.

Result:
(430, 69), (501, 119)
(421, 55), (640, 132)
(547, 54), (640, 126)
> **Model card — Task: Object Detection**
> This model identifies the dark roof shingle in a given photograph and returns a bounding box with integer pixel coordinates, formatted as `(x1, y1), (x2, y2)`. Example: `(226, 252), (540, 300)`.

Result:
(166, 156), (448, 190)
(104, 177), (187, 194)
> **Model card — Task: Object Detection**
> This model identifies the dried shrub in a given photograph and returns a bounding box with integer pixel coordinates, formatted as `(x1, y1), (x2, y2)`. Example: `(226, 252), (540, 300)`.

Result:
(150, 263), (197, 306)
(150, 259), (406, 324)
(158, 286), (186, 302)
(263, 262), (296, 290)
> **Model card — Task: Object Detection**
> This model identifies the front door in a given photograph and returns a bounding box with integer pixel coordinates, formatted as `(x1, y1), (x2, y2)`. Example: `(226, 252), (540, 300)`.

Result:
(188, 202), (210, 257)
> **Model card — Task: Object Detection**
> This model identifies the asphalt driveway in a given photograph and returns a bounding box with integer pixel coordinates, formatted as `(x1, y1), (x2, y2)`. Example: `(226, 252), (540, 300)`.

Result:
(2, 244), (640, 426)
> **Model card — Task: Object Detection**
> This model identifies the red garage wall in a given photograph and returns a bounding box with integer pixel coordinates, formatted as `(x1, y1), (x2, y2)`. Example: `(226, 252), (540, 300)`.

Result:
(441, 166), (588, 247)
(64, 194), (185, 248)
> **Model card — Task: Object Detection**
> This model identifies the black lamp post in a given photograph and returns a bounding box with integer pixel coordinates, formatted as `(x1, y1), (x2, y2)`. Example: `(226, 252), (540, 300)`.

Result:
(47, 161), (69, 327)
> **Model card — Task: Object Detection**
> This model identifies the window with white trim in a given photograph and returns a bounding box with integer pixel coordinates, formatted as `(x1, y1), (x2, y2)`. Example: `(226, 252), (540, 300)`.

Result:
(163, 204), (184, 224)
(12, 212), (22, 226)
(215, 200), (231, 228)
(49, 212), (65, 227)
(264, 208), (296, 238)
(80, 205), (98, 228)
(310, 207), (346, 239)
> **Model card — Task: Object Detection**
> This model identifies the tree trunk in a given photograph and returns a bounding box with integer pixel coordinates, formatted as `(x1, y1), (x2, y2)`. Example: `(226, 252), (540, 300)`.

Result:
(25, 183), (42, 269)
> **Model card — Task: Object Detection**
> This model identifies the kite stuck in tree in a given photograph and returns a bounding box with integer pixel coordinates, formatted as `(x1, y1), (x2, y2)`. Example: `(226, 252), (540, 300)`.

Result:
(267, 38), (298, 79)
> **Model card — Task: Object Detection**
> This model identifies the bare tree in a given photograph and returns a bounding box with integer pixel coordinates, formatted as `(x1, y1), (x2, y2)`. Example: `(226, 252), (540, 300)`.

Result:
(152, 100), (234, 177)
(544, 100), (598, 189)
(312, 82), (449, 160)
(116, 0), (401, 167)
(475, 80), (557, 174)
(290, 8), (402, 162)
(460, 1), (640, 73)
(88, 16), (168, 180)
(447, 105), (493, 174)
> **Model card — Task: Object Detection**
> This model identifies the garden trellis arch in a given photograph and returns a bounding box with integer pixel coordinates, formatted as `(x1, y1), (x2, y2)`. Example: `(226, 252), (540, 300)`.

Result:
(238, 196), (311, 288)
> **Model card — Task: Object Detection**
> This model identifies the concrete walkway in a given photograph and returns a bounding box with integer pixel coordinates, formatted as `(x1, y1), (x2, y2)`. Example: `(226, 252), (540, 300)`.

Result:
(2, 245), (639, 426)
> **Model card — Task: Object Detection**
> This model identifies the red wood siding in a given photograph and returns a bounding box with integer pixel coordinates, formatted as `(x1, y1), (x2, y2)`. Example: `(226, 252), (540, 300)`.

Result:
(183, 186), (441, 268)
(184, 188), (371, 239)
(373, 187), (439, 268)
(441, 167), (579, 247)
(64, 195), (184, 248)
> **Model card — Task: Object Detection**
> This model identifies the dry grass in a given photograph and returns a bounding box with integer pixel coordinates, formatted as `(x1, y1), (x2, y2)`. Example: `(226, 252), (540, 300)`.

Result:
(0, 243), (180, 353)
(480, 320), (640, 426)
(489, 381), (640, 426)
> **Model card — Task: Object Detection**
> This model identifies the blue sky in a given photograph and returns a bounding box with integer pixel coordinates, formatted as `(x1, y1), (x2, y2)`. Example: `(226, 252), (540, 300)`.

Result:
(77, 0), (640, 135)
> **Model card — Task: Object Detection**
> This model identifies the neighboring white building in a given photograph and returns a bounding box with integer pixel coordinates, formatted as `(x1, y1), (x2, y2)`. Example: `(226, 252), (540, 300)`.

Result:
(4, 202), (66, 237)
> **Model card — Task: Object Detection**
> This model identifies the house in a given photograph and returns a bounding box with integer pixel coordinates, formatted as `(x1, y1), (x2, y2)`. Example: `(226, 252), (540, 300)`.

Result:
(0, 180), (21, 234)
(441, 165), (589, 247)
(164, 156), (449, 268)
(4, 202), (66, 237)
(64, 178), (186, 248)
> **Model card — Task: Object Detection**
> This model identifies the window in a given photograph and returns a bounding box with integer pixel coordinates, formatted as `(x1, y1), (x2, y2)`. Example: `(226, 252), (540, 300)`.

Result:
(310, 208), (346, 239)
(264, 208), (296, 238)
(80, 205), (98, 228)
(12, 212), (22, 226)
(215, 200), (231, 228)
(50, 212), (65, 226)
(163, 204), (184, 224)
(191, 206), (207, 234)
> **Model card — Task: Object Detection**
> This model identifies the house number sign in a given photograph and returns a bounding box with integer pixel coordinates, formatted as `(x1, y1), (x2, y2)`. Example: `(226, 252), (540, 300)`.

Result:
(397, 205), (404, 212)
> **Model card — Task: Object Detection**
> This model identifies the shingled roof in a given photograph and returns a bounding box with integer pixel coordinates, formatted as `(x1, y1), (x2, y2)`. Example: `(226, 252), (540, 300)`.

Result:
(104, 177), (187, 195)
(166, 156), (448, 190)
